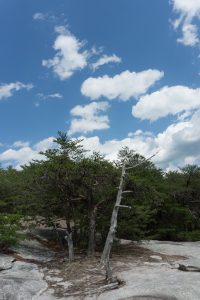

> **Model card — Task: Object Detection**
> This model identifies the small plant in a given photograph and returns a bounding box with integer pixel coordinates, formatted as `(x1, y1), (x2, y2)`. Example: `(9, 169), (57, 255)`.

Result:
(177, 230), (200, 241)
(0, 213), (23, 250)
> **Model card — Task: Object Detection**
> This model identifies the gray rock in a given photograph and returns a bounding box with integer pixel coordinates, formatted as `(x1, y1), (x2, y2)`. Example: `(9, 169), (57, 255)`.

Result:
(178, 263), (200, 272)
(0, 255), (14, 270)
(150, 255), (162, 261)
(0, 260), (47, 300)
(12, 239), (54, 262)
(120, 296), (177, 300)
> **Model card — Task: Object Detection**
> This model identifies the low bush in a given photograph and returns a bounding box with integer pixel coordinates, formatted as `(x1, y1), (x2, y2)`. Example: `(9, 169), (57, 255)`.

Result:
(0, 214), (23, 250)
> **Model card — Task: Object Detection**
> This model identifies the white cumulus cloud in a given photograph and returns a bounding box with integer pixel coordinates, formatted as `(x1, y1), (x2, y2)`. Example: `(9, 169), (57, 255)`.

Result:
(91, 54), (122, 71)
(68, 101), (110, 135)
(1, 110), (200, 170)
(0, 137), (54, 169)
(81, 69), (164, 101)
(79, 134), (155, 163)
(79, 109), (200, 169)
(132, 85), (200, 121)
(153, 109), (200, 169)
(177, 23), (199, 46)
(0, 82), (33, 101)
(33, 137), (55, 152)
(171, 0), (200, 47)
(0, 147), (42, 169)
(42, 28), (88, 80)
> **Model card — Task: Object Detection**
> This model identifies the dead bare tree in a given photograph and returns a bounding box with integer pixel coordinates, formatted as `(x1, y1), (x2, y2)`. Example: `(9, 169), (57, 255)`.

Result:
(100, 163), (127, 282)
(100, 152), (158, 283)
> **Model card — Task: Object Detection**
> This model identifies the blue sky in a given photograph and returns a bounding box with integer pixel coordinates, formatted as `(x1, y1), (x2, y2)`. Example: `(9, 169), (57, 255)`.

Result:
(1, 0), (200, 169)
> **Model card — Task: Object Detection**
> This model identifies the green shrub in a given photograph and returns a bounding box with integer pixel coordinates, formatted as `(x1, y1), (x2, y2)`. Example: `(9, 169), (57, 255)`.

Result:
(0, 214), (23, 250)
(177, 230), (200, 241)
(148, 227), (178, 241)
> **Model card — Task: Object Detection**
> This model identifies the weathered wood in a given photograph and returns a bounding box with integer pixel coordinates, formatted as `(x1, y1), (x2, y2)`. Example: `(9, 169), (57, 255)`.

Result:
(64, 282), (119, 297)
(100, 164), (126, 282)
(100, 153), (158, 282)
(90, 282), (119, 294)
(125, 151), (158, 170)
(64, 230), (74, 261)
(178, 264), (200, 272)
(115, 204), (131, 209)
(122, 190), (133, 194)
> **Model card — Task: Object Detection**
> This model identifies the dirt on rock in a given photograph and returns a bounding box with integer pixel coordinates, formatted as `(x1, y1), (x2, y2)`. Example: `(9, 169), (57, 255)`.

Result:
(39, 242), (186, 298)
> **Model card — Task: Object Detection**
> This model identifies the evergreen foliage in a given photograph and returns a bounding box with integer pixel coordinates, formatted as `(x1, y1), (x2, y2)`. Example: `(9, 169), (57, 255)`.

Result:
(0, 132), (200, 251)
(0, 214), (22, 249)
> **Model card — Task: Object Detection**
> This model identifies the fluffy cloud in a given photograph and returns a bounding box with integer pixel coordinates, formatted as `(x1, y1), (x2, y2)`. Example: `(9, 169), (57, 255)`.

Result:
(172, 0), (200, 18)
(79, 134), (155, 162)
(153, 109), (200, 169)
(171, 0), (200, 46)
(177, 23), (199, 46)
(79, 109), (200, 169)
(33, 137), (55, 152)
(91, 54), (121, 71)
(132, 85), (200, 121)
(42, 25), (127, 79)
(0, 137), (54, 169)
(42, 28), (88, 80)
(1, 110), (200, 170)
(0, 147), (42, 169)
(81, 69), (164, 101)
(68, 101), (110, 135)
(0, 82), (33, 101)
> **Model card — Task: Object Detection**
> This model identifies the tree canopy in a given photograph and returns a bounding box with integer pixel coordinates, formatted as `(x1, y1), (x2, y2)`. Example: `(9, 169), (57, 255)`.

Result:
(1, 132), (200, 255)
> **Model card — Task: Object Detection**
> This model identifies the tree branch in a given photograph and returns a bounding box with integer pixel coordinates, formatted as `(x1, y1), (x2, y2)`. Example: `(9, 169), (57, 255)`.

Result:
(125, 151), (159, 170)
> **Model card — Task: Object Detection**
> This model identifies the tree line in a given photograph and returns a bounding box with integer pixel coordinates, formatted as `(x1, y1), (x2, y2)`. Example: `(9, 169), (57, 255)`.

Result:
(1, 132), (200, 257)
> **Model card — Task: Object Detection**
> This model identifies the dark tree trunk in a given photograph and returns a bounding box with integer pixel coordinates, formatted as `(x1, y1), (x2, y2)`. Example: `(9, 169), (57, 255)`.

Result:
(52, 222), (65, 250)
(65, 221), (74, 261)
(87, 206), (97, 257)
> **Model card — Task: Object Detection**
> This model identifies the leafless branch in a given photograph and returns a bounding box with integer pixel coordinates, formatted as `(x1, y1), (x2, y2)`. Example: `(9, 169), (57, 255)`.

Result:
(125, 151), (159, 170)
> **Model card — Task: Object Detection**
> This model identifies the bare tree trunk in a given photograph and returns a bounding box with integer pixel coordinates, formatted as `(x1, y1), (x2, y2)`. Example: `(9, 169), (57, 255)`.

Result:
(100, 152), (157, 282)
(100, 164), (126, 282)
(65, 230), (74, 261)
(87, 206), (97, 257)
(64, 221), (74, 261)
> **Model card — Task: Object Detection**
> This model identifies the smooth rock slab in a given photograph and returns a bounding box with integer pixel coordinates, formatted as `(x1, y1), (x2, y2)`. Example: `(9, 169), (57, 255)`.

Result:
(120, 296), (177, 300)
(150, 255), (162, 261)
(0, 260), (47, 300)
(0, 255), (14, 270)
(89, 241), (200, 300)
(12, 239), (54, 262)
